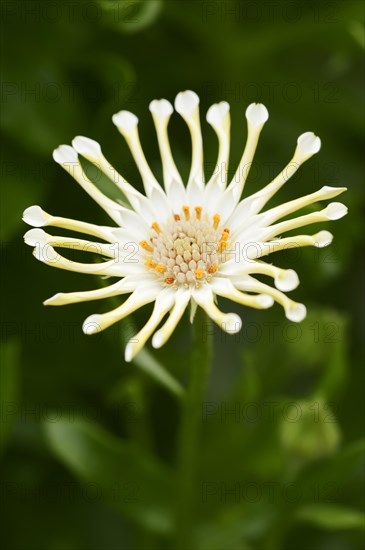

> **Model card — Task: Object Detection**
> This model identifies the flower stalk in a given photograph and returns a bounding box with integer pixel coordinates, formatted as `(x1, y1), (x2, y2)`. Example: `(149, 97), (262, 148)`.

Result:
(174, 307), (213, 549)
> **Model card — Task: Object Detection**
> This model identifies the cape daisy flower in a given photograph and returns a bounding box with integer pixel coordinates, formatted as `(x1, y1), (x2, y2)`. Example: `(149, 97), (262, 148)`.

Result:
(23, 91), (347, 362)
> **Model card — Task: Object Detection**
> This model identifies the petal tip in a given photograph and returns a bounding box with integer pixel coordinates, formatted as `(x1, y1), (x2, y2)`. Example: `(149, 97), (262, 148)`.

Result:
(23, 228), (47, 247)
(206, 101), (230, 126)
(221, 313), (242, 333)
(22, 205), (48, 227)
(297, 132), (321, 156)
(53, 145), (78, 164)
(82, 315), (102, 335)
(72, 136), (102, 159)
(124, 342), (135, 363)
(325, 202), (348, 220)
(149, 98), (173, 118)
(112, 110), (139, 131)
(246, 103), (269, 126)
(314, 230), (334, 248)
(286, 303), (307, 323)
(43, 293), (62, 306)
(275, 269), (300, 292)
(175, 90), (200, 115)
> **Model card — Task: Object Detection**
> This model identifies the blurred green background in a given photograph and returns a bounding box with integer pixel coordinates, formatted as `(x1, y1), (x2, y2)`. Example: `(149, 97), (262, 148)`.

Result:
(1, 1), (364, 549)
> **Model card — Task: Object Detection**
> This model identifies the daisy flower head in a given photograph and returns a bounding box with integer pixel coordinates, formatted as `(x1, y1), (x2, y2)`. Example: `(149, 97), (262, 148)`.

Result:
(23, 91), (347, 362)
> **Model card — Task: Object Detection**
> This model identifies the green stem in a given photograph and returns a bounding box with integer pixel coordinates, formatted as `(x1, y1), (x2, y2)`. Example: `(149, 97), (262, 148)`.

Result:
(173, 308), (213, 549)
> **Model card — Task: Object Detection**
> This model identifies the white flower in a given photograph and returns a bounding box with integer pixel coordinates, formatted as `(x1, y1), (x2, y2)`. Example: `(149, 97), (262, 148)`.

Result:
(23, 90), (347, 362)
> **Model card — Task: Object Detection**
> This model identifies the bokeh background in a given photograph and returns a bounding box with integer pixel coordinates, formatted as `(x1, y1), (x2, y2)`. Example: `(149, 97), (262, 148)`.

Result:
(1, 1), (364, 549)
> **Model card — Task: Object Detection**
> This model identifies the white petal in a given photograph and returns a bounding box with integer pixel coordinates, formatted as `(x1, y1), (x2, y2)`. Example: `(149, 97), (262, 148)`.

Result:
(112, 110), (139, 131)
(206, 101), (230, 127)
(149, 98), (174, 118)
(240, 133), (323, 216)
(274, 269), (300, 292)
(53, 144), (78, 164)
(210, 277), (274, 309)
(53, 145), (124, 225)
(261, 202), (347, 240)
(325, 202), (348, 220)
(23, 207), (115, 242)
(175, 90), (204, 191)
(220, 261), (300, 292)
(72, 136), (102, 160)
(119, 209), (149, 240)
(125, 288), (176, 361)
(24, 228), (48, 246)
(174, 90), (200, 115)
(149, 98), (184, 194)
(73, 136), (150, 215)
(233, 186), (347, 235)
(33, 245), (142, 277)
(113, 110), (161, 197)
(23, 205), (50, 227)
(226, 103), (269, 204)
(152, 288), (191, 348)
(245, 103), (269, 127)
(297, 131), (321, 157)
(234, 277), (306, 323)
(83, 284), (160, 335)
(44, 276), (143, 306)
(314, 230), (334, 248)
(24, 228), (116, 258)
(192, 284), (242, 333)
(206, 101), (231, 189)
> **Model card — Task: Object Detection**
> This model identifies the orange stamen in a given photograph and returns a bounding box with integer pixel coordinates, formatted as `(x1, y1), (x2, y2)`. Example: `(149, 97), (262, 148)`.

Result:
(218, 240), (228, 252)
(151, 222), (161, 234)
(208, 265), (218, 274)
(174, 214), (181, 222)
(195, 268), (204, 279)
(213, 214), (220, 230)
(155, 264), (166, 274)
(140, 240), (153, 253)
(182, 205), (190, 220)
(145, 259), (156, 269)
(194, 206), (202, 220)
(165, 277), (175, 285)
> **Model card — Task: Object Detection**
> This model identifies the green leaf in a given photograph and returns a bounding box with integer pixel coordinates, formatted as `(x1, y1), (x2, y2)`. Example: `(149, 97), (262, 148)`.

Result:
(1, 64), (84, 156)
(98, 0), (162, 34)
(280, 399), (341, 462)
(0, 338), (20, 453)
(298, 439), (365, 504)
(295, 504), (365, 530)
(134, 348), (185, 399)
(43, 416), (173, 534)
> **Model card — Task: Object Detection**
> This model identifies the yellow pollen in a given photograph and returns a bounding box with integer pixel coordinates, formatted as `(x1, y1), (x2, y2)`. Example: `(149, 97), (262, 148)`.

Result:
(208, 265), (218, 274)
(174, 214), (181, 222)
(218, 240), (228, 252)
(195, 268), (204, 279)
(155, 264), (166, 274)
(213, 214), (220, 230)
(145, 259), (156, 269)
(221, 230), (229, 242)
(194, 206), (202, 220)
(165, 277), (175, 285)
(151, 222), (161, 234)
(140, 240), (153, 253)
(182, 205), (190, 220)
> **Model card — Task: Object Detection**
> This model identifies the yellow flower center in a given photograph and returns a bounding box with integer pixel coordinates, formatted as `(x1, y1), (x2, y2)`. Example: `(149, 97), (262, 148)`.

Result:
(140, 206), (231, 288)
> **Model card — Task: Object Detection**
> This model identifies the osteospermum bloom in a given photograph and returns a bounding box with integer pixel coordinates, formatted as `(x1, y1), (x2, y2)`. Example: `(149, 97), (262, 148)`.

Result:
(23, 91), (347, 362)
